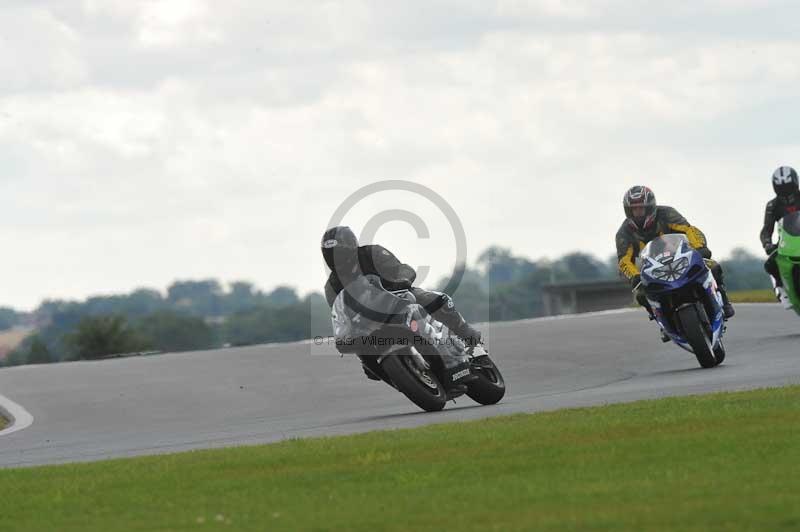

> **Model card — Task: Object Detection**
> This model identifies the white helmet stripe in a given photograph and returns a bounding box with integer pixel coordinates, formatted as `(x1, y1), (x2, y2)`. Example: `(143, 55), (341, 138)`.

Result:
(773, 166), (796, 184)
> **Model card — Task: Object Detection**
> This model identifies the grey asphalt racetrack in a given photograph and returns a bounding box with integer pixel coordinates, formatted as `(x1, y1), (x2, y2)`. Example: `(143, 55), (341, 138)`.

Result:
(0, 304), (797, 468)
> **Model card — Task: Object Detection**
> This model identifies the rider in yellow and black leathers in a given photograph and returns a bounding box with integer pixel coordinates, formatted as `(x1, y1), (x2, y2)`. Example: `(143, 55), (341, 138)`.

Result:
(616, 186), (735, 320)
(616, 205), (709, 280)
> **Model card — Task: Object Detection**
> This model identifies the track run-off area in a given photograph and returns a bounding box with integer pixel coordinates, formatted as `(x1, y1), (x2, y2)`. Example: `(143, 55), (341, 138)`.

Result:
(0, 303), (797, 468)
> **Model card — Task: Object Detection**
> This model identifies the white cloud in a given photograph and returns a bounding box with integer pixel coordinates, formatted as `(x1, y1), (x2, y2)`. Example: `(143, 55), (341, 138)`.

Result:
(0, 6), (87, 92)
(1, 1), (799, 308)
(135, 0), (221, 48)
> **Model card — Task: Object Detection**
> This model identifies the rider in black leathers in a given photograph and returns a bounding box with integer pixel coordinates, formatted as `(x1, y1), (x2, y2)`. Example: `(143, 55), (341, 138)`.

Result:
(761, 166), (800, 304)
(321, 226), (483, 362)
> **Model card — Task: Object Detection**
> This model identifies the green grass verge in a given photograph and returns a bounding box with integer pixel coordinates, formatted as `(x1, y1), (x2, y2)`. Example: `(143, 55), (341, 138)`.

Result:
(2, 387), (800, 532)
(729, 289), (776, 303)
(0, 415), (6, 430)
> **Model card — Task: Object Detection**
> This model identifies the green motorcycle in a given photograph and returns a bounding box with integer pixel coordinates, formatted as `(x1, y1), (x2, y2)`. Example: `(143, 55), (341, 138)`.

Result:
(776, 211), (800, 315)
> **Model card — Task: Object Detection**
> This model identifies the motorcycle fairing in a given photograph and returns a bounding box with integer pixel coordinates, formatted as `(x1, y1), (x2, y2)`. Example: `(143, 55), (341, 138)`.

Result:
(331, 276), (470, 378)
(639, 234), (725, 354)
(776, 212), (800, 314)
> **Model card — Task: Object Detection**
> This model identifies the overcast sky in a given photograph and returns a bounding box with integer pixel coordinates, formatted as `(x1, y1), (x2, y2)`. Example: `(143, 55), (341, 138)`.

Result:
(2, 1), (799, 309)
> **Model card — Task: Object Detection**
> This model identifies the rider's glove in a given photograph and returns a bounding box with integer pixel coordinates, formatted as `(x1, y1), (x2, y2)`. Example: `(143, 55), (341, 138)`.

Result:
(403, 303), (421, 328)
(765, 243), (778, 255)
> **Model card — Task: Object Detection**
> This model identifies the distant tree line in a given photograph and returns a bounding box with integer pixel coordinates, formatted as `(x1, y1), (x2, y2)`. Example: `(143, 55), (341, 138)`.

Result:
(440, 247), (618, 324)
(0, 307), (22, 331)
(2, 280), (331, 367)
(0, 247), (771, 367)
(439, 246), (770, 324)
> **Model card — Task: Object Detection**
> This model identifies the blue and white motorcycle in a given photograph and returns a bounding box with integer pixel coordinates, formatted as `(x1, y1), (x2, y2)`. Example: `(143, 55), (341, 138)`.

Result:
(638, 234), (726, 368)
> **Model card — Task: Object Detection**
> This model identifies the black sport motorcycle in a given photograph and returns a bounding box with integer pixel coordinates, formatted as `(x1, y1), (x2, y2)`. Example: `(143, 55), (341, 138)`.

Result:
(331, 275), (505, 412)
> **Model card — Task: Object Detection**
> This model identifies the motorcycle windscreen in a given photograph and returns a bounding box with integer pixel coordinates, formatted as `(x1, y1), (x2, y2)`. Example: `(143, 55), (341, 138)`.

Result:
(638, 234), (689, 266)
(779, 212), (800, 257)
(331, 275), (410, 341)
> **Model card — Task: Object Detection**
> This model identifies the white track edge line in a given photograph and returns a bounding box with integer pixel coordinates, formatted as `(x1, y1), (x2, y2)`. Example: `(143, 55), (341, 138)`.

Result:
(0, 394), (34, 437)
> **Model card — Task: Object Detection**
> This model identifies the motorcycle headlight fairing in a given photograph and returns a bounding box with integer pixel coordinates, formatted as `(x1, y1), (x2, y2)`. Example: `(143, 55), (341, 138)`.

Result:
(650, 256), (690, 282)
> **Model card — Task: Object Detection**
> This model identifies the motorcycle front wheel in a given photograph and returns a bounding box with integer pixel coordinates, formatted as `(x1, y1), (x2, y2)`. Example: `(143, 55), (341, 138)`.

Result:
(677, 304), (718, 369)
(381, 352), (447, 412)
(466, 355), (506, 405)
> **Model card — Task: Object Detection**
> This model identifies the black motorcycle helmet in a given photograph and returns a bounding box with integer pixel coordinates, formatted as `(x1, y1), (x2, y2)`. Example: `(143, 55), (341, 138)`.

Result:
(321, 226), (360, 275)
(623, 186), (658, 232)
(772, 166), (799, 200)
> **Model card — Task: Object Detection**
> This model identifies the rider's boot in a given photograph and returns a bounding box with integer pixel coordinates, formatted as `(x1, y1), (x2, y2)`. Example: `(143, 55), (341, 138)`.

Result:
(776, 286), (793, 310)
(719, 285), (736, 319)
(659, 329), (670, 343)
(454, 323), (482, 348)
(708, 262), (735, 319)
(454, 323), (489, 360)
(772, 278), (793, 309)
(466, 341), (489, 359)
